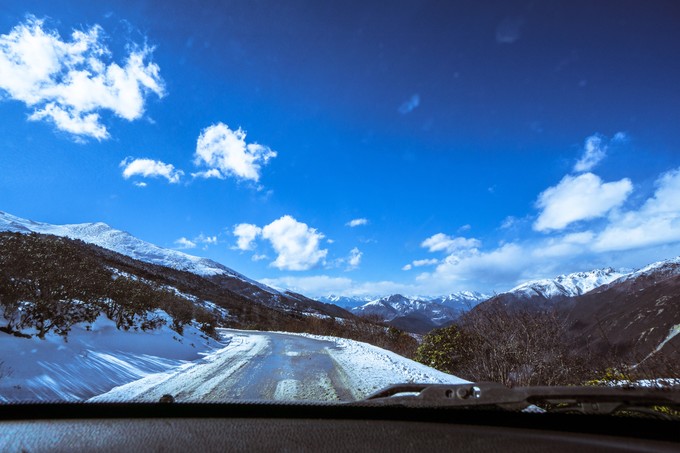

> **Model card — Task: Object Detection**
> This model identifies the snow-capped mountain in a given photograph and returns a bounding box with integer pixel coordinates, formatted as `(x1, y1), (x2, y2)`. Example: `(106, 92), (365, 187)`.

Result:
(428, 291), (490, 311)
(504, 267), (627, 301)
(350, 293), (486, 334)
(317, 295), (376, 309)
(0, 210), (271, 290)
(609, 256), (680, 285)
(0, 210), (351, 317)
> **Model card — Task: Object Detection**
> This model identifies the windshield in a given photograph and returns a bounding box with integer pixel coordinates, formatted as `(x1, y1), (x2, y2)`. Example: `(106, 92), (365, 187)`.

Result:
(0, 0), (679, 410)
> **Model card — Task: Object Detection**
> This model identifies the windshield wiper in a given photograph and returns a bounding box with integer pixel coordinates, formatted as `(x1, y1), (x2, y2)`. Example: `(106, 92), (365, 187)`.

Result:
(353, 382), (680, 419)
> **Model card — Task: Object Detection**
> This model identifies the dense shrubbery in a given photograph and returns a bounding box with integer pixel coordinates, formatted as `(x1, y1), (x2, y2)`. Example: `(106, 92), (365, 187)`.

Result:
(415, 301), (599, 386)
(0, 233), (215, 338)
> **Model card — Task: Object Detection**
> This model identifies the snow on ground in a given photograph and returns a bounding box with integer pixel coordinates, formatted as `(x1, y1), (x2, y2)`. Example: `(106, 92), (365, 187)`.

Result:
(280, 331), (469, 398)
(0, 313), (223, 402)
(88, 332), (268, 402)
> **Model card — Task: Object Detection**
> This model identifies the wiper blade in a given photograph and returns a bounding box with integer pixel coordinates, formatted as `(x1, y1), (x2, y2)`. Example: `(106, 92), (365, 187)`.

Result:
(354, 382), (680, 418)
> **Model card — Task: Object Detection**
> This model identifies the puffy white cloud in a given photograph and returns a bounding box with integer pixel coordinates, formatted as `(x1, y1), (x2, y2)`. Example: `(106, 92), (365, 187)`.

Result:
(0, 17), (164, 140)
(346, 218), (368, 227)
(401, 264), (412, 271)
(174, 237), (196, 250)
(421, 233), (481, 254)
(261, 215), (328, 271)
(593, 167), (680, 251)
(346, 247), (362, 270)
(232, 223), (262, 251)
(251, 254), (268, 262)
(194, 123), (276, 182)
(533, 173), (632, 232)
(120, 157), (183, 184)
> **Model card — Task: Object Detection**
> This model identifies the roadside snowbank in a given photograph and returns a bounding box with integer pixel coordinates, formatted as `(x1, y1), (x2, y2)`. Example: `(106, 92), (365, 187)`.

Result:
(0, 313), (223, 402)
(271, 331), (469, 399)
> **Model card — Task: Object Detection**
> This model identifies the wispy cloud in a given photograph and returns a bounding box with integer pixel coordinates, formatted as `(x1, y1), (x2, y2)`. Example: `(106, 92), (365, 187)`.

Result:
(174, 237), (197, 249)
(346, 247), (362, 270)
(193, 123), (276, 182)
(174, 233), (217, 250)
(398, 94), (420, 114)
(421, 233), (481, 254)
(0, 16), (164, 140)
(120, 157), (183, 184)
(573, 132), (627, 173)
(496, 16), (525, 44)
(346, 218), (368, 227)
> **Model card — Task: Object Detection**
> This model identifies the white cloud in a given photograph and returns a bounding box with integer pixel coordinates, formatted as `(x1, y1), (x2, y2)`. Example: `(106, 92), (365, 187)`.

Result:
(261, 215), (328, 271)
(398, 94), (420, 114)
(421, 233), (481, 254)
(402, 258), (439, 271)
(174, 237), (196, 249)
(174, 233), (217, 250)
(533, 173), (633, 232)
(574, 134), (607, 172)
(232, 223), (262, 251)
(346, 218), (368, 227)
(120, 157), (183, 184)
(573, 132), (627, 173)
(194, 233), (217, 245)
(413, 258), (439, 267)
(251, 254), (268, 262)
(500, 216), (517, 229)
(0, 17), (164, 140)
(259, 275), (414, 299)
(194, 123), (276, 182)
(593, 167), (680, 252)
(346, 247), (362, 270)
(133, 181), (147, 188)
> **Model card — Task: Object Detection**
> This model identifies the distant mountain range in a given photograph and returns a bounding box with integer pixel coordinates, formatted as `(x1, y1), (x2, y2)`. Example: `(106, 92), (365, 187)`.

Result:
(319, 292), (490, 334)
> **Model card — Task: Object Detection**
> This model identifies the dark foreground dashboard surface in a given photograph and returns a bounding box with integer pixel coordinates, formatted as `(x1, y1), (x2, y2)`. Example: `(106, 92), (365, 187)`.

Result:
(1, 403), (678, 452)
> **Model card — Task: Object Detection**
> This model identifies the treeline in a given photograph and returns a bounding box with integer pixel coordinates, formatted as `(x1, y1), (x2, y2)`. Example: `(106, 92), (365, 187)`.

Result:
(414, 300), (666, 387)
(0, 233), (217, 339)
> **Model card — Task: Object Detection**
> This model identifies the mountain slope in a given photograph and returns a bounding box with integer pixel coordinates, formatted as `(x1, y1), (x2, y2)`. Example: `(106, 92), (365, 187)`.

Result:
(0, 210), (341, 316)
(561, 256), (680, 363)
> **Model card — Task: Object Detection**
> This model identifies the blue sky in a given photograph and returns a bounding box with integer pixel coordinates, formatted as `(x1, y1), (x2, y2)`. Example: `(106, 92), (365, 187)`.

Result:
(1, 1), (679, 297)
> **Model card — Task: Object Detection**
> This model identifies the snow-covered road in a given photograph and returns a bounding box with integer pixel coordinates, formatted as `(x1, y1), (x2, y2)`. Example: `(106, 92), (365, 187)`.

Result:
(91, 329), (467, 402)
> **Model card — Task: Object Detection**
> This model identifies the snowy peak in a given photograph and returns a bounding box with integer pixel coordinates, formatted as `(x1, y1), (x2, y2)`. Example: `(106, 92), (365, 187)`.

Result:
(317, 295), (375, 309)
(507, 267), (627, 300)
(0, 210), (268, 289)
(614, 256), (680, 284)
